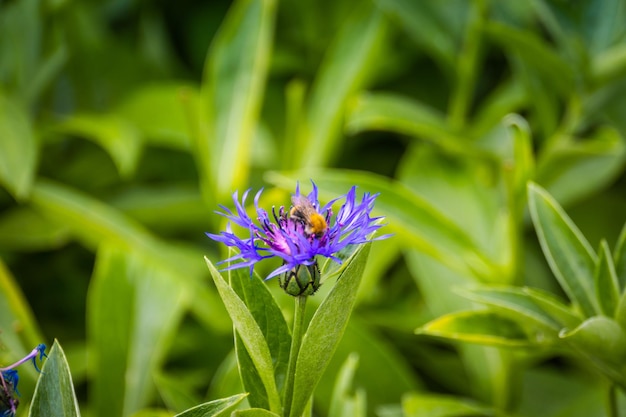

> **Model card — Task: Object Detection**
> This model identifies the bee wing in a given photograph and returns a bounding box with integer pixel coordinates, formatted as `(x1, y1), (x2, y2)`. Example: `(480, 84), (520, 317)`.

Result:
(291, 195), (314, 209)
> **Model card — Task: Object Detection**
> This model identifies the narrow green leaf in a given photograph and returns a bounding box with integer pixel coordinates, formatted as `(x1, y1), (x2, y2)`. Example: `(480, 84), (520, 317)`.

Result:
(447, 0), (485, 130)
(614, 290), (626, 330)
(231, 409), (281, 417)
(205, 258), (282, 414)
(560, 316), (626, 388)
(484, 22), (574, 94)
(115, 83), (197, 150)
(198, 0), (276, 199)
(613, 221), (626, 289)
(229, 267), (291, 409)
(527, 182), (600, 317)
(401, 393), (500, 417)
(174, 393), (248, 417)
(87, 246), (134, 417)
(536, 126), (626, 207)
(595, 240), (620, 316)
(471, 81), (527, 139)
(282, 79), (307, 170)
(374, 0), (463, 69)
(29, 178), (153, 250)
(298, 4), (386, 169)
(29, 179), (227, 332)
(288, 243), (371, 417)
(345, 93), (453, 144)
(57, 114), (143, 178)
(418, 310), (531, 347)
(520, 287), (583, 329)
(503, 114), (534, 214)
(26, 43), (68, 108)
(0, 94), (37, 199)
(328, 353), (366, 417)
(29, 179), (209, 279)
(29, 340), (81, 417)
(88, 244), (188, 417)
(462, 287), (564, 331)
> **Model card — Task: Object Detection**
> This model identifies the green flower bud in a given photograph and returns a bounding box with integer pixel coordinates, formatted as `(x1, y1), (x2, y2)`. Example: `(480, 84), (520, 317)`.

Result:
(279, 262), (321, 297)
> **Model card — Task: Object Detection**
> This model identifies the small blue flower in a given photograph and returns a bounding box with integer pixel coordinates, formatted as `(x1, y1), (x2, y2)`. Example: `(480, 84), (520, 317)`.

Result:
(1, 371), (18, 397)
(207, 181), (388, 286)
(0, 345), (47, 417)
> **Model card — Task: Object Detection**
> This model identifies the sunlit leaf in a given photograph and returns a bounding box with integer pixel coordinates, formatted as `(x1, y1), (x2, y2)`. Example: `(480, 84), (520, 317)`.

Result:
(88, 244), (188, 417)
(297, 4), (386, 169)
(592, 42), (626, 86)
(527, 182), (599, 317)
(174, 393), (248, 417)
(231, 409), (281, 417)
(197, 0), (277, 200)
(401, 393), (502, 417)
(418, 310), (532, 347)
(462, 287), (566, 332)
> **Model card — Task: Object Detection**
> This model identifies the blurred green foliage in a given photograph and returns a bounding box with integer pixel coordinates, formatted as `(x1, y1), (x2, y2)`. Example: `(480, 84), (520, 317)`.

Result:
(1, 0), (626, 416)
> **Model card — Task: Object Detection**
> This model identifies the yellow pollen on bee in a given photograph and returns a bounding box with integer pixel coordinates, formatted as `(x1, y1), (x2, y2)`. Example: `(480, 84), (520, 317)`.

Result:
(308, 213), (327, 235)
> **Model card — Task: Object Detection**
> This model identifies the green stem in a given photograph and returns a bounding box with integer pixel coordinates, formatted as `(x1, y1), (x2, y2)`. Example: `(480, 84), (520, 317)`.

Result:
(608, 384), (619, 417)
(447, 0), (486, 131)
(283, 295), (308, 417)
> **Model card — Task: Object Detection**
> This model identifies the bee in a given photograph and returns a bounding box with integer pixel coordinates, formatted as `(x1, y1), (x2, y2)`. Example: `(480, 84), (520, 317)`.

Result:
(289, 195), (328, 237)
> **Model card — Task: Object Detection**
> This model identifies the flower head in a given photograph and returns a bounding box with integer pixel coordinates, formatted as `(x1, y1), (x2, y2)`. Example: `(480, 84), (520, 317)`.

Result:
(207, 181), (388, 294)
(1, 344), (47, 417)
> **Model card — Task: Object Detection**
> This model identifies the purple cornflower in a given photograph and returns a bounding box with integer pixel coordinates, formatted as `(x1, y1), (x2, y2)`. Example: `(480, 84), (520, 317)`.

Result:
(207, 182), (388, 295)
(1, 344), (47, 417)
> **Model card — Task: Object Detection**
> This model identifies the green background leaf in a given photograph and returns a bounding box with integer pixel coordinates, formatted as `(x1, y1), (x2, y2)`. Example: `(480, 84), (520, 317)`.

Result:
(0, 94), (37, 200)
